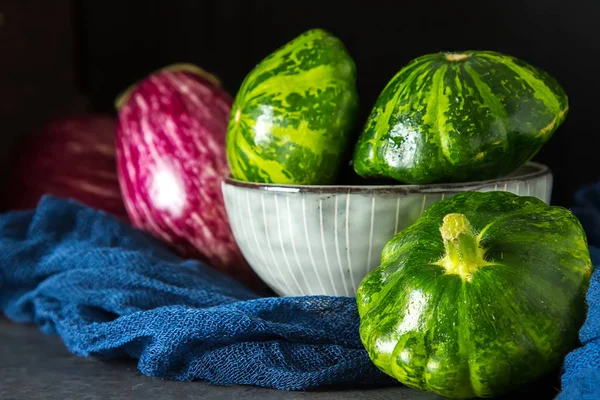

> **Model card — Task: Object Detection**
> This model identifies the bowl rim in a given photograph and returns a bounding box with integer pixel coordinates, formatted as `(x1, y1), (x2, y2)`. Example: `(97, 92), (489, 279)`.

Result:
(223, 162), (551, 194)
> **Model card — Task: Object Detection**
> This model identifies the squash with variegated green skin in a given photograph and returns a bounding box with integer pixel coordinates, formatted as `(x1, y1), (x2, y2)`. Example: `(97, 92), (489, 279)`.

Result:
(353, 51), (568, 184)
(357, 191), (591, 398)
(226, 28), (358, 184)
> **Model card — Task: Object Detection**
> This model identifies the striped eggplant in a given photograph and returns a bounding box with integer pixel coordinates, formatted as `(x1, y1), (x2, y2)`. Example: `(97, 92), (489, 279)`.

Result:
(226, 28), (358, 185)
(4, 114), (128, 220)
(115, 64), (263, 289)
(353, 51), (569, 184)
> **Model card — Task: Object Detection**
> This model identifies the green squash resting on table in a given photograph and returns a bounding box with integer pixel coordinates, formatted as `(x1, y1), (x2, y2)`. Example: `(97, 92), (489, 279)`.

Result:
(353, 51), (568, 184)
(357, 192), (592, 398)
(226, 28), (358, 185)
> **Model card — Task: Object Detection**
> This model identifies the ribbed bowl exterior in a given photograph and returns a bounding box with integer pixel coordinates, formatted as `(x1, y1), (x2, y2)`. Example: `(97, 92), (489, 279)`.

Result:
(222, 162), (552, 297)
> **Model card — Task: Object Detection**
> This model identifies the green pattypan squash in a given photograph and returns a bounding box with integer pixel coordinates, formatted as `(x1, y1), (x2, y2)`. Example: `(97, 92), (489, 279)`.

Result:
(357, 191), (591, 398)
(352, 51), (568, 184)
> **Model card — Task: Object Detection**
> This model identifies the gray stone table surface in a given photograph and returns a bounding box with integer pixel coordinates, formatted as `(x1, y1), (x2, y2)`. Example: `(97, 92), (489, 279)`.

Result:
(0, 317), (560, 399)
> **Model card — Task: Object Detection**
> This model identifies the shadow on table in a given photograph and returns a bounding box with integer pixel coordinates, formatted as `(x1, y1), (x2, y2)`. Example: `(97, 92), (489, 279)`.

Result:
(305, 367), (561, 399)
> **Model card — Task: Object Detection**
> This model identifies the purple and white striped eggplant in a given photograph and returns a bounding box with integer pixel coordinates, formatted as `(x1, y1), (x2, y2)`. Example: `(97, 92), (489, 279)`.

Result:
(115, 64), (262, 289)
(4, 114), (128, 220)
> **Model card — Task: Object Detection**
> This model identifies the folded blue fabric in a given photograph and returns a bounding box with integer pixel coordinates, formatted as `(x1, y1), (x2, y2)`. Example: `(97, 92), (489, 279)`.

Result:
(0, 196), (394, 390)
(2, 193), (600, 397)
(559, 184), (600, 400)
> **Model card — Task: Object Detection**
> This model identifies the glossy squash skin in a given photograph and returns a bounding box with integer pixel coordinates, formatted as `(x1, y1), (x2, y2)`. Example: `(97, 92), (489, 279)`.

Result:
(357, 191), (591, 398)
(226, 28), (358, 185)
(353, 51), (568, 184)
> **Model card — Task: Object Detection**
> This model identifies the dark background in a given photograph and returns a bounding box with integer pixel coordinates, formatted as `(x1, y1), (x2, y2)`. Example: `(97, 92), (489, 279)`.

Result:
(3, 0), (600, 207)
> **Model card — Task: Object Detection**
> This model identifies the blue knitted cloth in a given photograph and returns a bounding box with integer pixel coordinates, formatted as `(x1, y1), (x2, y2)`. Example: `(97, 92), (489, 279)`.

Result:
(559, 183), (600, 400)
(0, 196), (393, 390)
(1, 193), (599, 397)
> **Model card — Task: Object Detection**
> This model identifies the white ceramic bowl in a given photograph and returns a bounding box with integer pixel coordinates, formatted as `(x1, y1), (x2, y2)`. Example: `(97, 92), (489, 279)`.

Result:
(222, 162), (552, 297)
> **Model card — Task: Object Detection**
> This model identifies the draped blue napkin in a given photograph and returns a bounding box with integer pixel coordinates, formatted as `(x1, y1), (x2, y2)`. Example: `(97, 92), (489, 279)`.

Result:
(0, 196), (393, 390)
(1, 191), (600, 398)
(558, 183), (600, 400)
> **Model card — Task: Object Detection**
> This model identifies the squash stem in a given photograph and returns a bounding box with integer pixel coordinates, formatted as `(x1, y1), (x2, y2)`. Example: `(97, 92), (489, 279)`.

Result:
(439, 213), (486, 281)
(445, 53), (469, 62)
